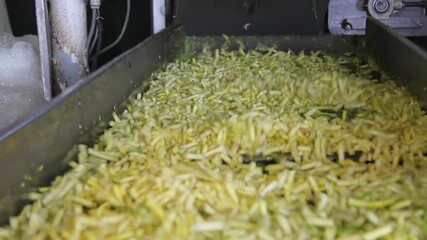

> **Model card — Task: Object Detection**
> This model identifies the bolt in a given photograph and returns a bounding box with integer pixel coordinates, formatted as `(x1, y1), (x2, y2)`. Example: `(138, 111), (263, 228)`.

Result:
(342, 19), (353, 31)
(372, 0), (390, 14)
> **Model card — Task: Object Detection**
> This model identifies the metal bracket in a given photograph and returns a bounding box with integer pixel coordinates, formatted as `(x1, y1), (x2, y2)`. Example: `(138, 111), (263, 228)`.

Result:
(35, 0), (52, 101)
(329, 0), (427, 36)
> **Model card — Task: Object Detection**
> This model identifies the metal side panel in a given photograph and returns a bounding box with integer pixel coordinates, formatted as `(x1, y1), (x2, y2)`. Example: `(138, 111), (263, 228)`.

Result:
(0, 25), (185, 224)
(366, 17), (427, 107)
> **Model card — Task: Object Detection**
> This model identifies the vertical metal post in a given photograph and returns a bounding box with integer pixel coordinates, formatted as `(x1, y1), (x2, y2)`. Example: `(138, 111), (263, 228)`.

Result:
(35, 0), (52, 101)
(152, 0), (166, 34)
(49, 0), (88, 91)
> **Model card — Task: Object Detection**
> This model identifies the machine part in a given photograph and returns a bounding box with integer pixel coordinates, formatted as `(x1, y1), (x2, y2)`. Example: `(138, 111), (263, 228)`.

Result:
(367, 0), (405, 19)
(90, 0), (101, 9)
(50, 0), (88, 92)
(342, 19), (354, 30)
(395, 0), (405, 9)
(368, 0), (394, 19)
(329, 0), (427, 36)
(367, 17), (427, 107)
(374, 0), (391, 12)
(0, 0), (12, 33)
(404, 1), (426, 6)
(152, 0), (166, 34)
(35, 0), (52, 101)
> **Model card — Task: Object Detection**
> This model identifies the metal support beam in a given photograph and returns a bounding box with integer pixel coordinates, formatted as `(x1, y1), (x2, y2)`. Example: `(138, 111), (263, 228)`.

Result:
(35, 0), (52, 101)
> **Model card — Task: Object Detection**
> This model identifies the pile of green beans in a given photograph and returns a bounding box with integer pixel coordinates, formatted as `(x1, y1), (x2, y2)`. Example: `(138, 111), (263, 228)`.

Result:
(1, 49), (426, 240)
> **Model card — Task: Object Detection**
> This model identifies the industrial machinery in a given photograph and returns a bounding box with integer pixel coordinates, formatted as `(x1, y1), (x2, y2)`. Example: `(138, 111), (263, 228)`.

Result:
(329, 0), (427, 35)
(0, 0), (426, 231)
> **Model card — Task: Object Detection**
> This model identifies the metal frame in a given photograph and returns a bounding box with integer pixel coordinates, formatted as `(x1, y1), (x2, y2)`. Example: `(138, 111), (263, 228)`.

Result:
(328, 0), (427, 36)
(35, 0), (52, 101)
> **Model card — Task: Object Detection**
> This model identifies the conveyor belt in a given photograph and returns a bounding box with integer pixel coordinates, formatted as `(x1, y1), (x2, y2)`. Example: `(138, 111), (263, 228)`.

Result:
(0, 19), (426, 225)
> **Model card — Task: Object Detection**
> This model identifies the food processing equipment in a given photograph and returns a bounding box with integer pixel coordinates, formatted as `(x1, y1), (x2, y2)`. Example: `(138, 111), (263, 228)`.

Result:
(329, 0), (427, 35)
(0, 0), (426, 227)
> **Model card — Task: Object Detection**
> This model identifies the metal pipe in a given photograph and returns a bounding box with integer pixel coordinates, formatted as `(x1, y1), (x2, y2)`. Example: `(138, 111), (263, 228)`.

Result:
(50, 0), (88, 92)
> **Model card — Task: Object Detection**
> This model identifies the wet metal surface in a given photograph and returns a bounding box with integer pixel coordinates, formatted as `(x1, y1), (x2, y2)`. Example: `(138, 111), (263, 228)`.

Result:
(35, 0), (52, 101)
(0, 25), (185, 224)
(366, 17), (427, 107)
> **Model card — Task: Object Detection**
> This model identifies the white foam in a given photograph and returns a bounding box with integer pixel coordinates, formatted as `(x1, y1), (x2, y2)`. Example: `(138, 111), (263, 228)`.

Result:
(0, 33), (45, 130)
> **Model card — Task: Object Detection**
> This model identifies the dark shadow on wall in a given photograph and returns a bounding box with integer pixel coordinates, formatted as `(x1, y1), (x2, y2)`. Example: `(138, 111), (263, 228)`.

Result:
(5, 0), (37, 36)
